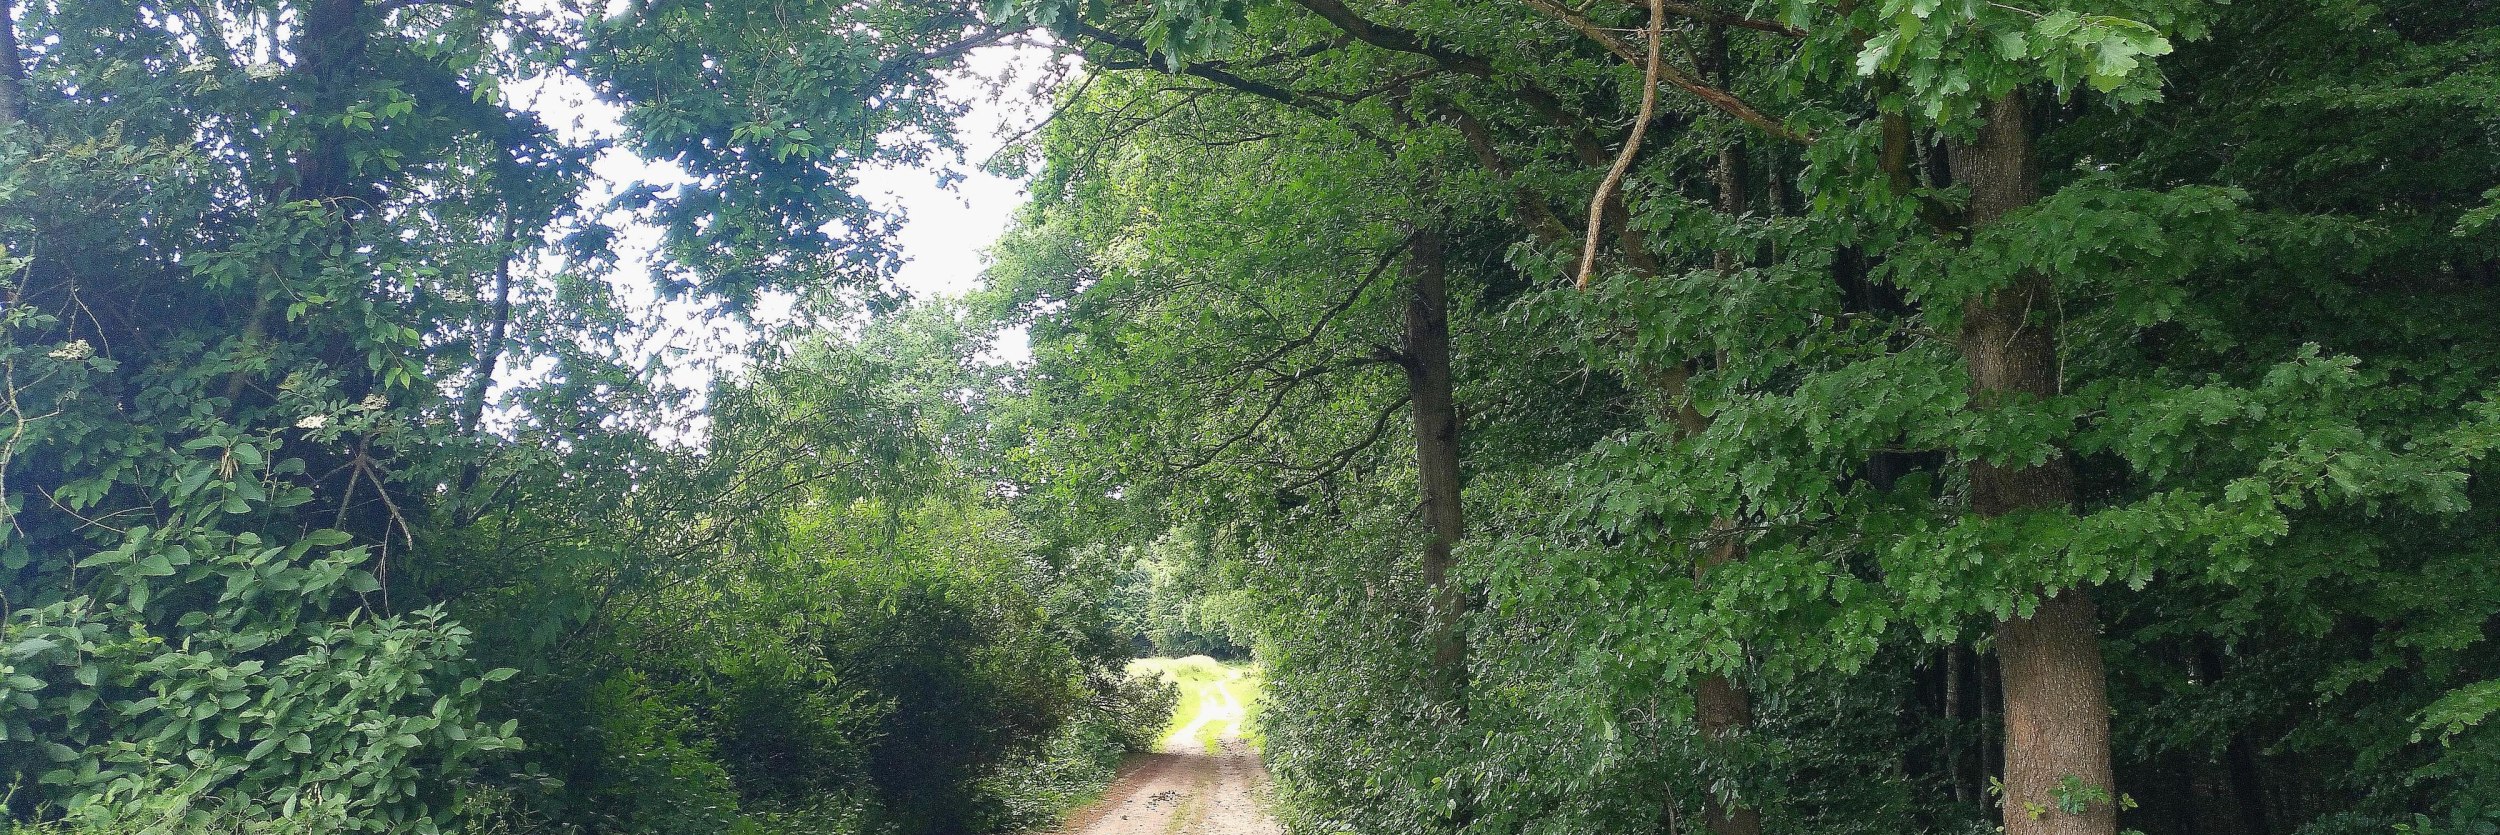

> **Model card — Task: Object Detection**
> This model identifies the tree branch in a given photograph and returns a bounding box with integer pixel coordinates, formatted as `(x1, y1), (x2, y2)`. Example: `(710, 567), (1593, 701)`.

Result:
(1237, 240), (1409, 378)
(1604, 0), (1807, 38)
(1293, 0), (1802, 142)
(1577, 0), (1666, 289)
(1516, 0), (1807, 142)
(1283, 392), (1412, 490)
(1439, 103), (1577, 245)
(1166, 355), (1400, 475)
(850, 25), (1024, 109)
(1078, 24), (1345, 118)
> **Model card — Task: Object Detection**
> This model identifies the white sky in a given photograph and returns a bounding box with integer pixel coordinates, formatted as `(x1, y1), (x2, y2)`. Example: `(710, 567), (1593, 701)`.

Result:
(854, 45), (1048, 363)
(857, 47), (1048, 302)
(527, 45), (1046, 301)
(498, 41), (1054, 440)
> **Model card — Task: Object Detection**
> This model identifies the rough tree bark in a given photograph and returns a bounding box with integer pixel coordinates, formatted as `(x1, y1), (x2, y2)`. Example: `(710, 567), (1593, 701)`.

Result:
(1403, 226), (1469, 713)
(1948, 91), (2118, 835)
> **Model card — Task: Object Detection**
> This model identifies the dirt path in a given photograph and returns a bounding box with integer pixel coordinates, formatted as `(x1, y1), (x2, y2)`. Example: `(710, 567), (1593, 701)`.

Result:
(1044, 741), (1279, 835)
(1166, 680), (1239, 751)
(1041, 698), (1279, 835)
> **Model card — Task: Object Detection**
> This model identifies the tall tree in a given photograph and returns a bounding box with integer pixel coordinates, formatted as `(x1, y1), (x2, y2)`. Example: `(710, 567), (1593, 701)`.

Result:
(1950, 90), (2116, 835)
(1401, 227), (1469, 712)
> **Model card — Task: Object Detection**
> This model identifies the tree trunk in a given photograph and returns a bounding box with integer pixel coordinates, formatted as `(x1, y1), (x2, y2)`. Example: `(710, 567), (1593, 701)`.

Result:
(1404, 226), (1470, 832)
(292, 0), (369, 205)
(2193, 645), (2273, 835)
(2222, 733), (2271, 835)
(1693, 619), (1761, 835)
(230, 0), (369, 409)
(1403, 226), (1468, 712)
(1994, 591), (2116, 833)
(453, 211), (518, 499)
(1687, 32), (1763, 833)
(1982, 646), (2003, 794)
(1947, 645), (1972, 805)
(0, 0), (28, 127)
(1949, 91), (2118, 835)
(459, 212), (519, 436)
(1655, 360), (1761, 835)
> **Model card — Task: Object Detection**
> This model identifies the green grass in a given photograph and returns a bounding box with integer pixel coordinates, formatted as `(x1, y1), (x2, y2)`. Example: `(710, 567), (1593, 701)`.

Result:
(1127, 656), (1263, 753)
(1219, 666), (1265, 747)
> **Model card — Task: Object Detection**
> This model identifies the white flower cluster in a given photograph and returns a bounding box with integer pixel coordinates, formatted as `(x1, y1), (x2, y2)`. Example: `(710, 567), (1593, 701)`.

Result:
(296, 415), (329, 430)
(47, 339), (93, 361)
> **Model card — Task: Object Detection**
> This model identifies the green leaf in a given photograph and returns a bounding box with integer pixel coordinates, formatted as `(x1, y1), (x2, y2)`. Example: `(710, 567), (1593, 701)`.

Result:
(1992, 30), (2028, 60)
(135, 553), (176, 577)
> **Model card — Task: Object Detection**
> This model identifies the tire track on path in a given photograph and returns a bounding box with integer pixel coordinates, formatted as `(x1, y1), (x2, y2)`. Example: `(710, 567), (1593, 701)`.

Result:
(1040, 667), (1278, 835)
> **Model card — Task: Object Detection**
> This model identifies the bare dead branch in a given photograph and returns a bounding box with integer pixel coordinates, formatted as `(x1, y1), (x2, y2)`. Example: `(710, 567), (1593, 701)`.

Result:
(1577, 0), (1666, 289)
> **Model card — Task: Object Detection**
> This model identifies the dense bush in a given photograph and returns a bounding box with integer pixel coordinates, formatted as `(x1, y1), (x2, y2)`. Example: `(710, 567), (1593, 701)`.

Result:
(0, 0), (1164, 824)
(422, 316), (1165, 835)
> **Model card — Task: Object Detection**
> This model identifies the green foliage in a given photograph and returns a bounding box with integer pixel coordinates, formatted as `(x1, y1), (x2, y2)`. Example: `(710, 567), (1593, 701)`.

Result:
(2420, 681), (2500, 744)
(3, 145), (519, 832)
(1841, 0), (2191, 117)
(8, 0), (2498, 833)
(578, 0), (1017, 304)
(2, 0), (1140, 830)
(978, 1), (2500, 834)
(1116, 537), (1255, 658)
(444, 305), (1165, 835)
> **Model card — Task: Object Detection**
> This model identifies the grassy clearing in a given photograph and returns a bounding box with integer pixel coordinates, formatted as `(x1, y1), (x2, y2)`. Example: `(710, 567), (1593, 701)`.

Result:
(1127, 656), (1262, 753)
